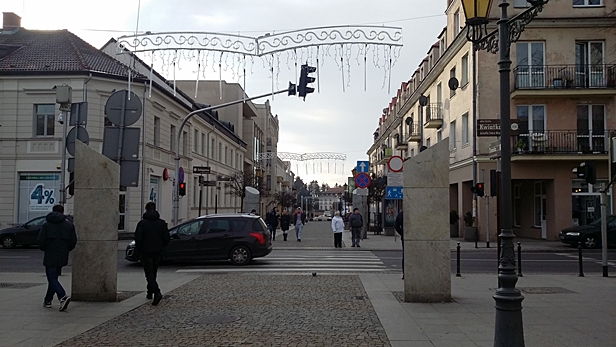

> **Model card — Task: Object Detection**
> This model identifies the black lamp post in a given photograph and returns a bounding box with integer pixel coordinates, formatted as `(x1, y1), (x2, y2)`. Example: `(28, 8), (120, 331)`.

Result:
(461, 1), (549, 346)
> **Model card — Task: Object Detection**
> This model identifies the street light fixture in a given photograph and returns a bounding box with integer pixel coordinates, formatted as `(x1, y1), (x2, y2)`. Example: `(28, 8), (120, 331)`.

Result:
(462, 1), (549, 346)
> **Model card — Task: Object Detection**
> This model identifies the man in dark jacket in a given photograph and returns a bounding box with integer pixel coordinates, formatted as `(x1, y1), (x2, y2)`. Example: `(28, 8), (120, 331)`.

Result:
(348, 208), (364, 247)
(37, 204), (77, 311)
(394, 211), (404, 279)
(135, 202), (170, 306)
(267, 207), (279, 241)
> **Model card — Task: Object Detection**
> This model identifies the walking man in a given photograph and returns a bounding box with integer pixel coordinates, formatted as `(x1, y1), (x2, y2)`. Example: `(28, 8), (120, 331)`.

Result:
(331, 211), (344, 248)
(135, 202), (170, 306)
(267, 207), (279, 241)
(37, 204), (77, 311)
(394, 210), (404, 279)
(294, 207), (307, 242)
(348, 208), (364, 247)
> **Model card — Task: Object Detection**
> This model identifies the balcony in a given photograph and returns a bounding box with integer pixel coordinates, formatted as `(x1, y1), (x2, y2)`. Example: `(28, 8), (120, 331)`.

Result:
(511, 130), (612, 156)
(512, 64), (616, 98)
(406, 123), (421, 142)
(395, 140), (408, 151)
(424, 103), (443, 129)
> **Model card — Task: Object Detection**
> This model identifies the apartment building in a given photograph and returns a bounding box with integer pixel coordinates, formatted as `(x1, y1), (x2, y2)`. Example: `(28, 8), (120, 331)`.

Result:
(367, 0), (616, 241)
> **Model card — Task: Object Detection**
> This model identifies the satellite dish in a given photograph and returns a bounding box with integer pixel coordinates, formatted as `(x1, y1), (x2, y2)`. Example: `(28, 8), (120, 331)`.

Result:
(405, 118), (413, 125)
(448, 77), (459, 91)
(419, 95), (428, 106)
(374, 132), (379, 138)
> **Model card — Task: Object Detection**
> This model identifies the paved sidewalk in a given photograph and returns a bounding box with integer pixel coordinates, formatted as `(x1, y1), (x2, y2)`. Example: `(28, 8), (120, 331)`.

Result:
(1, 270), (614, 346)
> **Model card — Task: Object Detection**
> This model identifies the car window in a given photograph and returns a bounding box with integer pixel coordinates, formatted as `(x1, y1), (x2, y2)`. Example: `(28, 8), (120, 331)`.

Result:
(205, 219), (230, 233)
(230, 220), (247, 232)
(252, 218), (266, 232)
(608, 218), (616, 228)
(177, 220), (204, 236)
(27, 217), (47, 227)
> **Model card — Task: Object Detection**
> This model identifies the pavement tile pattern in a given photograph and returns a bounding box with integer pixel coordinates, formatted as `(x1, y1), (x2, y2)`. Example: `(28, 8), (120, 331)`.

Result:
(57, 274), (391, 347)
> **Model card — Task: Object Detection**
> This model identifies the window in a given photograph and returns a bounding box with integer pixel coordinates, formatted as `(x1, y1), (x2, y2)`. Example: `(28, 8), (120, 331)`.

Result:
(534, 181), (546, 227)
(426, 138), (431, 147)
(410, 148), (415, 157)
(516, 105), (546, 151)
(437, 129), (443, 143)
(462, 113), (469, 144)
(513, 184), (521, 227)
(576, 41), (605, 87)
(201, 133), (206, 155)
(206, 219), (230, 233)
(577, 104), (606, 152)
(211, 138), (215, 159)
(218, 142), (222, 163)
(170, 125), (176, 152)
(450, 67), (457, 97)
(461, 54), (469, 86)
(182, 131), (188, 156)
(573, 0), (601, 6)
(440, 36), (446, 56)
(515, 42), (545, 88)
(153, 117), (160, 146)
(514, 0), (530, 7)
(193, 177), (199, 207)
(450, 120), (457, 150)
(454, 10), (460, 37)
(177, 220), (204, 236)
(194, 129), (199, 152)
(34, 104), (55, 137)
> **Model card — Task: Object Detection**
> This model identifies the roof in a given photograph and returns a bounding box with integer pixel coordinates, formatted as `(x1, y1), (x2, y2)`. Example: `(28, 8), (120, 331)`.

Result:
(0, 28), (144, 78)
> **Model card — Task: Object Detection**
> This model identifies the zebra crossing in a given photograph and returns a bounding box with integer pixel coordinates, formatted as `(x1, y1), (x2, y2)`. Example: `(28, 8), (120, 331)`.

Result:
(176, 250), (389, 274)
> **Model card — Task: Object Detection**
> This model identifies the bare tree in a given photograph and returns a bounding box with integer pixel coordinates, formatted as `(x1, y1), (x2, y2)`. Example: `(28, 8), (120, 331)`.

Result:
(225, 170), (264, 212)
(272, 191), (295, 211)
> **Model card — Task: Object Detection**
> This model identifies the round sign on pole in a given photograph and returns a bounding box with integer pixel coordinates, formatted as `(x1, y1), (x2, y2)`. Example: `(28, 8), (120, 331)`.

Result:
(66, 126), (90, 156)
(178, 167), (185, 183)
(104, 90), (142, 126)
(355, 172), (371, 189)
(387, 155), (404, 172)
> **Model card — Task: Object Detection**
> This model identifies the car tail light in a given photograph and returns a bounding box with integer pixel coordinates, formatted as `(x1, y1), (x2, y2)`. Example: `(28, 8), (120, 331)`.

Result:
(250, 232), (265, 245)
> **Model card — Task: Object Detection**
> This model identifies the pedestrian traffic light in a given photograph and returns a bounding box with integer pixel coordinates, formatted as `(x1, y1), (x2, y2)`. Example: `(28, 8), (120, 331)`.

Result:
(575, 161), (596, 185)
(298, 64), (316, 100)
(179, 182), (186, 196)
(471, 182), (485, 197)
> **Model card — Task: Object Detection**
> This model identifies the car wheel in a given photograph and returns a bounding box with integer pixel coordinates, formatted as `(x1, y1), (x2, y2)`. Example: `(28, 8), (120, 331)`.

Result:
(230, 246), (252, 266)
(2, 236), (16, 249)
(583, 235), (598, 249)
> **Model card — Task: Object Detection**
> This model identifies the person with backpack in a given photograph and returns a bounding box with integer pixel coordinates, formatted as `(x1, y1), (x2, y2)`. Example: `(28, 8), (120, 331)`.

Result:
(348, 208), (364, 247)
(279, 208), (291, 241)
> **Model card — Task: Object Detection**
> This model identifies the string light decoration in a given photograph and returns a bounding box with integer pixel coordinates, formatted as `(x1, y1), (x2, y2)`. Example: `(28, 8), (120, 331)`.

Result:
(115, 25), (403, 96)
(257, 152), (347, 175)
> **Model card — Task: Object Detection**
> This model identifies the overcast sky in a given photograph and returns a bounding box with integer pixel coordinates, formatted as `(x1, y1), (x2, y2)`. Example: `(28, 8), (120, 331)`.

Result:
(5, 0), (446, 187)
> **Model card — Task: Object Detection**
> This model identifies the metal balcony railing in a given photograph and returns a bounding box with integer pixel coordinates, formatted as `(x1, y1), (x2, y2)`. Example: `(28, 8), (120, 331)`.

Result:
(513, 64), (616, 90)
(406, 123), (421, 142)
(424, 103), (443, 122)
(511, 130), (612, 155)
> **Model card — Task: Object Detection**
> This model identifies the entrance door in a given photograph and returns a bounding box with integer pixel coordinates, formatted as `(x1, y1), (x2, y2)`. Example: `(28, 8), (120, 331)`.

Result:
(575, 42), (604, 88)
(534, 182), (547, 238)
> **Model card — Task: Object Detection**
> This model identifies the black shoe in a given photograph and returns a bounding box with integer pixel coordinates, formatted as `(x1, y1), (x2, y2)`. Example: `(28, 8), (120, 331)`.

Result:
(357, 245), (361, 248)
(59, 295), (71, 312)
(146, 292), (153, 300)
(298, 239), (301, 242)
(44, 301), (52, 308)
(152, 293), (163, 306)
(351, 245), (356, 247)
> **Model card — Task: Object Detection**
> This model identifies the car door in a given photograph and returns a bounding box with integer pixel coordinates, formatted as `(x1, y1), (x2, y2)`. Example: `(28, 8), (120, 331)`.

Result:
(164, 219), (204, 261)
(197, 218), (233, 259)
(22, 217), (47, 246)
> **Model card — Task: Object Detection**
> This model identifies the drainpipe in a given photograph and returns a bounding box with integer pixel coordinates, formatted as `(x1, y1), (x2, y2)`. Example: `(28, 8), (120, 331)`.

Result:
(472, 45), (479, 234)
(140, 82), (147, 215)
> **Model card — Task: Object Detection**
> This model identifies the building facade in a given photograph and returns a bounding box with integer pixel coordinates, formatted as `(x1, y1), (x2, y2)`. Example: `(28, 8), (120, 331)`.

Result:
(367, 0), (616, 241)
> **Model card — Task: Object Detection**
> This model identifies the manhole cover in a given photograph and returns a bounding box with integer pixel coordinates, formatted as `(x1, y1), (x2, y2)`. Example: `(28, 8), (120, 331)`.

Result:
(0, 283), (44, 289)
(194, 315), (240, 325)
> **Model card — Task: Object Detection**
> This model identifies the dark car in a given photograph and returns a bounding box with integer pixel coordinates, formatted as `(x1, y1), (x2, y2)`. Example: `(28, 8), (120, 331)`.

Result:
(560, 215), (616, 249)
(0, 215), (73, 249)
(125, 213), (272, 265)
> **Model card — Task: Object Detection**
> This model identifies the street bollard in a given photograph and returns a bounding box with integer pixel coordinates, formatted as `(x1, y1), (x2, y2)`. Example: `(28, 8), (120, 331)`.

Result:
(456, 242), (461, 277)
(578, 242), (584, 277)
(517, 242), (523, 277)
(474, 228), (478, 249)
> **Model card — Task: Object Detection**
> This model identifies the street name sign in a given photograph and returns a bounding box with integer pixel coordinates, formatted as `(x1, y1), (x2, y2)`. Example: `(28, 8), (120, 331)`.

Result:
(477, 119), (519, 137)
(193, 166), (211, 174)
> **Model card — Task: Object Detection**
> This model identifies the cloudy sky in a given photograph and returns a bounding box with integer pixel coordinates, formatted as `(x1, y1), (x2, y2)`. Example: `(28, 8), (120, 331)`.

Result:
(5, 0), (446, 187)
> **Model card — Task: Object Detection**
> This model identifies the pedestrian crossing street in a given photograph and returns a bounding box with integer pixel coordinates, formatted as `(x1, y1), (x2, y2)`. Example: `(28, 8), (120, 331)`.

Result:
(176, 250), (389, 274)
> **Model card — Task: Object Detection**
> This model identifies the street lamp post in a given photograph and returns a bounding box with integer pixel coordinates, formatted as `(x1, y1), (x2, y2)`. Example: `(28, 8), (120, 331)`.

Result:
(461, 1), (549, 346)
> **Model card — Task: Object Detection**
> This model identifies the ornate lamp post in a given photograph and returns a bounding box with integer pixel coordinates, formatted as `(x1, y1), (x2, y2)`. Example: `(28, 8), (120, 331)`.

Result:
(460, 1), (549, 346)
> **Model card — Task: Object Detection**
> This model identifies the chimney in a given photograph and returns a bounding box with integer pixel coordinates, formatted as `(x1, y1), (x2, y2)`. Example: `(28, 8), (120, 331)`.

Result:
(3, 12), (21, 31)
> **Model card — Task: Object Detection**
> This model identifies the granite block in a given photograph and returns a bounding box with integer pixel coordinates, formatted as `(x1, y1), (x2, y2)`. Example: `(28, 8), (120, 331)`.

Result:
(405, 187), (449, 241)
(71, 240), (117, 302)
(404, 240), (451, 303)
(74, 141), (120, 189)
(404, 140), (449, 189)
(73, 188), (119, 241)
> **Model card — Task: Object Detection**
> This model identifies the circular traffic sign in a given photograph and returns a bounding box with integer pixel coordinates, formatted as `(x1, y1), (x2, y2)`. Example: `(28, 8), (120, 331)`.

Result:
(178, 167), (185, 183)
(104, 90), (142, 126)
(355, 173), (371, 189)
(387, 155), (404, 172)
(66, 126), (90, 156)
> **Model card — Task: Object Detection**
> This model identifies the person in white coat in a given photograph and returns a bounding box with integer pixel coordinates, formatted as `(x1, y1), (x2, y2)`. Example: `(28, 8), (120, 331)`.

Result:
(331, 211), (344, 248)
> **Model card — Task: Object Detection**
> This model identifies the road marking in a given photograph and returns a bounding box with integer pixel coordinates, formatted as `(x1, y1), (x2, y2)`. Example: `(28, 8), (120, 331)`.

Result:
(177, 268), (387, 273)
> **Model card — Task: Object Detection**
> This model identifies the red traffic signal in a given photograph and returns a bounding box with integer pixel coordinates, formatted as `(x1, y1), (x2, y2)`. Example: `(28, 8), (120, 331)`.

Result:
(179, 182), (186, 196)
(471, 182), (485, 197)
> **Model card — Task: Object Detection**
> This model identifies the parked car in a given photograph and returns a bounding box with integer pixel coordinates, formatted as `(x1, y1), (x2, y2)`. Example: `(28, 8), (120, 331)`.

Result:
(125, 213), (272, 265)
(560, 215), (616, 249)
(1, 215), (74, 249)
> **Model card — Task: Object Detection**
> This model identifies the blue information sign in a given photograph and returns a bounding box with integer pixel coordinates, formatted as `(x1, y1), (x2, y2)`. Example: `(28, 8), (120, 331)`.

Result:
(385, 186), (403, 200)
(357, 161), (369, 173)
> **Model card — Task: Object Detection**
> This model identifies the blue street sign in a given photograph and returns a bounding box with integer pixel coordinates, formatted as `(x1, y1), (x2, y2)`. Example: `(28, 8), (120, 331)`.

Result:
(178, 167), (185, 183)
(357, 161), (369, 173)
(355, 172), (371, 189)
(386, 186), (403, 200)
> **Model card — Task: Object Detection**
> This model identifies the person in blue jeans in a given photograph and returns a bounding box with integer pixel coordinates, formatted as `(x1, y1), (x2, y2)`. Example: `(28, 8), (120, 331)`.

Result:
(293, 207), (307, 242)
(37, 204), (77, 311)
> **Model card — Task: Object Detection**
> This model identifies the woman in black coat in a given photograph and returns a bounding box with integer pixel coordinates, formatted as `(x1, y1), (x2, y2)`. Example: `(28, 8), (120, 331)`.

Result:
(279, 208), (291, 241)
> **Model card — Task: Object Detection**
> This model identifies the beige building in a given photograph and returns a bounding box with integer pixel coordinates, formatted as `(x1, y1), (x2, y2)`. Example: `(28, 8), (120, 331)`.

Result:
(368, 0), (616, 241)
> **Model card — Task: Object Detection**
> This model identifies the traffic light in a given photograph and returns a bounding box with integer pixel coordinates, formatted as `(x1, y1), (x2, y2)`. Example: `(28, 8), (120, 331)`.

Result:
(298, 64), (316, 100)
(575, 161), (596, 185)
(68, 172), (75, 196)
(179, 182), (186, 196)
(471, 182), (485, 197)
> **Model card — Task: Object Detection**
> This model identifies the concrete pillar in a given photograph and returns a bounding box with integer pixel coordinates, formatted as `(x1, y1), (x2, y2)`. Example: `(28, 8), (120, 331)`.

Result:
(71, 141), (120, 301)
(403, 140), (451, 302)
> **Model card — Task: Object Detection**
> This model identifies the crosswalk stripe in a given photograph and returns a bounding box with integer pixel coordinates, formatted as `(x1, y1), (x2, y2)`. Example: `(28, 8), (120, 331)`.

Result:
(177, 268), (387, 273)
(258, 260), (384, 264)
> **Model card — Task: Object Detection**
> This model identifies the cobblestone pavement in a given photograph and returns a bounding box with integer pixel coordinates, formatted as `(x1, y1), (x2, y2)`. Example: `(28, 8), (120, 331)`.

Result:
(57, 274), (390, 347)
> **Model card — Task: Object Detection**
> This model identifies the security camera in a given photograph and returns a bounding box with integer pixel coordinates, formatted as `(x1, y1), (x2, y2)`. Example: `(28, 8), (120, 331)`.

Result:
(57, 112), (64, 124)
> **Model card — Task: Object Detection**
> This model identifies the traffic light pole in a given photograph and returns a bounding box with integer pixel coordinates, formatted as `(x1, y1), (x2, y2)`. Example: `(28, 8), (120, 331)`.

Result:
(172, 85), (295, 226)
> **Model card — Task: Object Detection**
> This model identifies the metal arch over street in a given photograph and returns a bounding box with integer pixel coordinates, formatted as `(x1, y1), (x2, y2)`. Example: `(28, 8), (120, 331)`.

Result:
(257, 152), (346, 161)
(116, 25), (403, 56)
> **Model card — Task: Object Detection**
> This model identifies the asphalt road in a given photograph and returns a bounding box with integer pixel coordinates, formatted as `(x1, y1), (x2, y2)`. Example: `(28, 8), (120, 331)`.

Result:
(2, 245), (615, 275)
